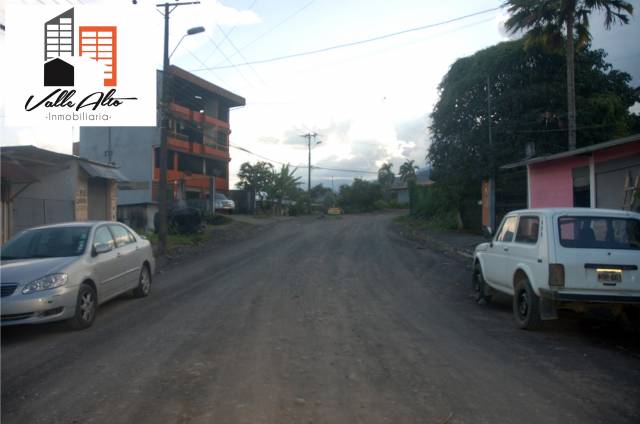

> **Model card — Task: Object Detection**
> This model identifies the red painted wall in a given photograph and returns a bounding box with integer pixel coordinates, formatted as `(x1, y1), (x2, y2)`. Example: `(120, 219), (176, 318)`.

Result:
(529, 156), (589, 208)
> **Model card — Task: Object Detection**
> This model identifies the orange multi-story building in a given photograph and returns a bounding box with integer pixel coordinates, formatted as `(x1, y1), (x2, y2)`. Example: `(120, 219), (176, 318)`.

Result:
(79, 65), (245, 230)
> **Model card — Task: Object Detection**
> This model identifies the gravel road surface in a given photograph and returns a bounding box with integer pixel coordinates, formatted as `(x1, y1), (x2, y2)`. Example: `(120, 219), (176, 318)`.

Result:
(2, 212), (639, 424)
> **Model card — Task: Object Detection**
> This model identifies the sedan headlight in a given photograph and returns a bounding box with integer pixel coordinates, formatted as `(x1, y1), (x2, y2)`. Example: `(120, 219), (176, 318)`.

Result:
(22, 273), (68, 294)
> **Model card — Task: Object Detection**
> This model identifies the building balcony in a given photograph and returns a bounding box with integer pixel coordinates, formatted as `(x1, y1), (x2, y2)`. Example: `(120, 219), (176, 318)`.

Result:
(169, 102), (230, 132)
(168, 134), (229, 161)
(153, 168), (228, 192)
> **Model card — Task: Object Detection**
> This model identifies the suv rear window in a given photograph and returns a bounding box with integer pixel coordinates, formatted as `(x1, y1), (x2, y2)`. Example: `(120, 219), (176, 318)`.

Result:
(558, 216), (640, 250)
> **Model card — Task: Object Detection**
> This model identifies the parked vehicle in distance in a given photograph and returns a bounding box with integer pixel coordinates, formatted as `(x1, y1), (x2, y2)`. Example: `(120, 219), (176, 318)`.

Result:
(215, 192), (235, 213)
(0, 221), (155, 330)
(473, 208), (640, 330)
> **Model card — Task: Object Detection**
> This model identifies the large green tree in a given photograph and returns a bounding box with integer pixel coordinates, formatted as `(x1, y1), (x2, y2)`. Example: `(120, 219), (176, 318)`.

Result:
(338, 179), (383, 213)
(428, 39), (638, 221)
(504, 0), (633, 150)
(236, 161), (274, 211)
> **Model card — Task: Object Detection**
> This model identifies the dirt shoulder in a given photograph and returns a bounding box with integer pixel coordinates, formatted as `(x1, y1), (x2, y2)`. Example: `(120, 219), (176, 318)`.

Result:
(391, 215), (485, 267)
(155, 219), (270, 271)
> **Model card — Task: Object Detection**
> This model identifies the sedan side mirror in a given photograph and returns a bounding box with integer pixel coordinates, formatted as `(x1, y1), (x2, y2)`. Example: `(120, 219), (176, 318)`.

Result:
(93, 243), (112, 256)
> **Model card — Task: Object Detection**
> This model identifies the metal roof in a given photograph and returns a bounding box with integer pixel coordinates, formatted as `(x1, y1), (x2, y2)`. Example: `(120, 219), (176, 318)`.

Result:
(501, 134), (640, 169)
(1, 145), (129, 182)
(78, 161), (128, 182)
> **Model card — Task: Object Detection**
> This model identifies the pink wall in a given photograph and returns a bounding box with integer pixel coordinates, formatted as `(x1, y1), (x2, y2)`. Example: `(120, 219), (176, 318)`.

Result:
(528, 139), (639, 208)
(529, 156), (589, 208)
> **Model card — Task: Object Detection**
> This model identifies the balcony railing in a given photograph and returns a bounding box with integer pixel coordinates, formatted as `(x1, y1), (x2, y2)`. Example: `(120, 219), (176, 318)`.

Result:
(169, 102), (230, 131)
(168, 131), (229, 154)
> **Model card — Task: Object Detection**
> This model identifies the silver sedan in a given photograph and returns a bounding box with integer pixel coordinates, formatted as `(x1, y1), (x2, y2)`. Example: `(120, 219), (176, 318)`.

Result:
(1, 221), (155, 330)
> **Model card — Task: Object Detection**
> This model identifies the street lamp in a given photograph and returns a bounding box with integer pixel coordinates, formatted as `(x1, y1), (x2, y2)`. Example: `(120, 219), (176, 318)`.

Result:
(169, 26), (205, 58)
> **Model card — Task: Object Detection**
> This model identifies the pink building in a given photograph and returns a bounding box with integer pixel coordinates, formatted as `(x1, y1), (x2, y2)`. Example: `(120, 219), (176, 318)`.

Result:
(503, 134), (640, 211)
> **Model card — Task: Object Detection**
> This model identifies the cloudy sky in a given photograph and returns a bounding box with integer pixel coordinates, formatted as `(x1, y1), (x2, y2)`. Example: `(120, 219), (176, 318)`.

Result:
(1, 0), (639, 189)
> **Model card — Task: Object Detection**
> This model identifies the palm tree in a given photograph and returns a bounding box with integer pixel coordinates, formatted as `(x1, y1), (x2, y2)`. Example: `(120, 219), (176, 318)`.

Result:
(268, 164), (301, 215)
(504, 0), (633, 151)
(377, 162), (395, 187)
(399, 160), (418, 183)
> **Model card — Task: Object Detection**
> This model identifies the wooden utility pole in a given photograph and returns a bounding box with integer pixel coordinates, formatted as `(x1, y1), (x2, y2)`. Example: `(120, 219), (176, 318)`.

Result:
(156, 1), (199, 254)
(487, 76), (495, 232)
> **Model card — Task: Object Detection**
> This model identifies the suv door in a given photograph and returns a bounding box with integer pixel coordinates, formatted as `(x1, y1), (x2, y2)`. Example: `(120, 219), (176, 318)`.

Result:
(91, 225), (121, 301)
(483, 215), (517, 288)
(508, 215), (546, 288)
(108, 224), (140, 291)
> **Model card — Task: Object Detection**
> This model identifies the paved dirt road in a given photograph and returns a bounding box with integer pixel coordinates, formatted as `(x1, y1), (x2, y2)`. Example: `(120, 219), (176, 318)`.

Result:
(2, 212), (639, 424)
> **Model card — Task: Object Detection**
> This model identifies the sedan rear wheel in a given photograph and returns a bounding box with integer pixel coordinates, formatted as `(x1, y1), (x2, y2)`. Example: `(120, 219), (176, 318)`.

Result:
(133, 264), (151, 298)
(67, 284), (97, 330)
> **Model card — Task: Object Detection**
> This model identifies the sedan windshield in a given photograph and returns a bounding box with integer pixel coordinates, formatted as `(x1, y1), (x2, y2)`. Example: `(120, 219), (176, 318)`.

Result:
(1, 226), (91, 260)
(558, 216), (640, 250)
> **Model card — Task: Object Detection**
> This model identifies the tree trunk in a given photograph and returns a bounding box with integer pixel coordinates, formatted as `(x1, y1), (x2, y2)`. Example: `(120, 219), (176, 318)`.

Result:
(566, 11), (577, 150)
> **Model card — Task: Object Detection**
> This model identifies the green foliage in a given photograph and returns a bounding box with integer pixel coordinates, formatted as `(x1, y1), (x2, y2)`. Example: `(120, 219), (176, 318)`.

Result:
(377, 162), (395, 188)
(236, 161), (274, 201)
(203, 213), (232, 226)
(310, 184), (335, 205)
(338, 178), (384, 213)
(399, 159), (418, 183)
(504, 0), (633, 51)
(428, 39), (639, 227)
(289, 191), (310, 216)
(266, 164), (302, 213)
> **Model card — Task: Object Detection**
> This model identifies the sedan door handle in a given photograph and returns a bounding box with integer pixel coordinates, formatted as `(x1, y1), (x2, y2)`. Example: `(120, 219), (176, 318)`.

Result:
(503, 247), (509, 252)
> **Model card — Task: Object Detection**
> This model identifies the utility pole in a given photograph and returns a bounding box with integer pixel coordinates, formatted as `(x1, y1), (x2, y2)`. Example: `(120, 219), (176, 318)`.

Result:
(156, 0), (200, 255)
(301, 132), (320, 193)
(487, 76), (495, 232)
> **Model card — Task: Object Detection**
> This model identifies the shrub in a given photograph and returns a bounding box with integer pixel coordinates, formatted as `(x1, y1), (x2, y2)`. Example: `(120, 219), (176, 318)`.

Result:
(203, 213), (232, 226)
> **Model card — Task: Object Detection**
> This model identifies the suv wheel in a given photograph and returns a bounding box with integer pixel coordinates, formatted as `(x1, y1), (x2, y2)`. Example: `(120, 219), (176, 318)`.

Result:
(67, 284), (97, 330)
(513, 277), (542, 330)
(472, 263), (492, 303)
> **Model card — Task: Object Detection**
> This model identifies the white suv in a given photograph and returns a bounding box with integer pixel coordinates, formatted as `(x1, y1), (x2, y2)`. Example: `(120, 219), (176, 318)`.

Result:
(473, 208), (640, 329)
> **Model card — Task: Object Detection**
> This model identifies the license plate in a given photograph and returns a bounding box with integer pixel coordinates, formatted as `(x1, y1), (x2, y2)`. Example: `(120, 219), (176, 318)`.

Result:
(597, 269), (622, 285)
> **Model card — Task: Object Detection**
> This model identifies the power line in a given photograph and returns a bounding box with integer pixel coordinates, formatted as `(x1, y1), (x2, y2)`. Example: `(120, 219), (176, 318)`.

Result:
(215, 24), (266, 85)
(213, 0), (317, 67)
(180, 42), (230, 87)
(202, 32), (252, 87)
(229, 144), (378, 174)
(220, 0), (259, 41)
(192, 5), (504, 71)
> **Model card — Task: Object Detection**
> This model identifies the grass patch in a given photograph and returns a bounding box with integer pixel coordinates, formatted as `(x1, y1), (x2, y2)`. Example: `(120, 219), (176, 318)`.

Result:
(204, 213), (233, 226)
(394, 214), (458, 232)
(145, 226), (214, 249)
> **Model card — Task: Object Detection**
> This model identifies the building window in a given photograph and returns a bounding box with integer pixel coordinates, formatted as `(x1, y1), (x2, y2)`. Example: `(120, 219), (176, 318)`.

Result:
(205, 158), (227, 178)
(154, 148), (175, 170)
(572, 166), (590, 207)
(177, 153), (203, 174)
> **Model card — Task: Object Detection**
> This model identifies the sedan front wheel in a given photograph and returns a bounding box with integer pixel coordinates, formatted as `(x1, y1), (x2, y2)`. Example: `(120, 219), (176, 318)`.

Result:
(67, 284), (97, 330)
